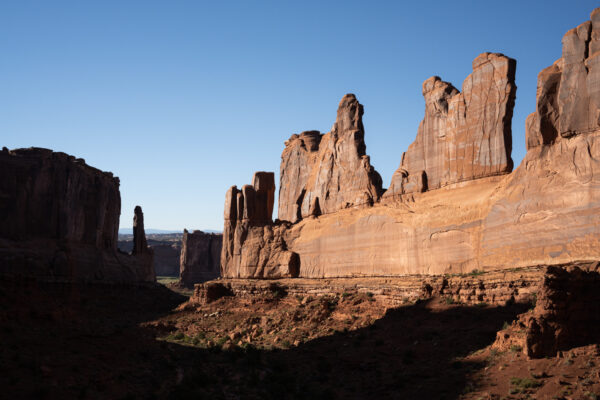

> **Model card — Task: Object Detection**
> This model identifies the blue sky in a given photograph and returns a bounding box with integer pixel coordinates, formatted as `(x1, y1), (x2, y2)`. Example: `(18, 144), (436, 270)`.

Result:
(1, 1), (597, 231)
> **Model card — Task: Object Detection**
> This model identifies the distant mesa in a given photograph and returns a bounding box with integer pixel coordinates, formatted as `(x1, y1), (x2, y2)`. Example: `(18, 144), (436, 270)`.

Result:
(179, 229), (222, 288)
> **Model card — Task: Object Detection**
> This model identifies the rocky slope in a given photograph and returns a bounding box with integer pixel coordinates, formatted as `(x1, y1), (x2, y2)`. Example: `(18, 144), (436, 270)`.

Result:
(0, 147), (154, 282)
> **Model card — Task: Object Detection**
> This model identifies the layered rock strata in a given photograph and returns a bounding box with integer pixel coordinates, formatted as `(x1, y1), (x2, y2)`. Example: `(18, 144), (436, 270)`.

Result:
(221, 8), (600, 279)
(221, 172), (299, 278)
(179, 230), (222, 287)
(278, 94), (383, 222)
(385, 53), (516, 197)
(192, 267), (544, 307)
(0, 147), (155, 282)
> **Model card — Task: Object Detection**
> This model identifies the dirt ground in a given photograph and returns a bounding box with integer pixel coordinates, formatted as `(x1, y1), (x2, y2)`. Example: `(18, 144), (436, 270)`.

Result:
(2, 277), (600, 399)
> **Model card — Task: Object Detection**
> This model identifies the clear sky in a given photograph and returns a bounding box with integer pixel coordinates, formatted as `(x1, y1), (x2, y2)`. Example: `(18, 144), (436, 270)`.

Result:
(2, 1), (597, 231)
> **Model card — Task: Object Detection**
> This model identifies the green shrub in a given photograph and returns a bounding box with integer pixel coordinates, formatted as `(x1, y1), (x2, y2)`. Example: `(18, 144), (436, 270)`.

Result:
(510, 377), (542, 390)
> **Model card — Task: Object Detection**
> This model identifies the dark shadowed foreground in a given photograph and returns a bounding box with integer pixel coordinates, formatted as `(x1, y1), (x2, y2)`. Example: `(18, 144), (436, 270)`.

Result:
(5, 275), (589, 400)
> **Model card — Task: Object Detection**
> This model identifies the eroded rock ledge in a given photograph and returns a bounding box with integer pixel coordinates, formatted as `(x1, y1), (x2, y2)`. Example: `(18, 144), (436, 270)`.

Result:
(193, 266), (545, 307)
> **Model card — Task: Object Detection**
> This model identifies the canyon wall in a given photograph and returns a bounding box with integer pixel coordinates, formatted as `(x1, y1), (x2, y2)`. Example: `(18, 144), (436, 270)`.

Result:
(221, 8), (600, 279)
(179, 230), (222, 287)
(0, 147), (155, 283)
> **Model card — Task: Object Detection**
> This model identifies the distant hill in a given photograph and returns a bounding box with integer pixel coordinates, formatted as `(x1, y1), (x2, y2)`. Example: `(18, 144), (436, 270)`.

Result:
(118, 228), (222, 235)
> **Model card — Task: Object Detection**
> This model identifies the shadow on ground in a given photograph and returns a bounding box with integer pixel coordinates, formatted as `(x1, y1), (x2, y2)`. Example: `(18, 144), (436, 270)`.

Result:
(0, 278), (529, 399)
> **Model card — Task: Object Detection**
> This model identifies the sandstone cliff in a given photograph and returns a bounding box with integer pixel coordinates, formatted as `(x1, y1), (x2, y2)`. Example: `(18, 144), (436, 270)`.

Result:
(278, 94), (383, 222)
(527, 8), (600, 147)
(385, 53), (516, 197)
(220, 8), (600, 279)
(179, 229), (222, 287)
(221, 172), (299, 278)
(0, 147), (155, 282)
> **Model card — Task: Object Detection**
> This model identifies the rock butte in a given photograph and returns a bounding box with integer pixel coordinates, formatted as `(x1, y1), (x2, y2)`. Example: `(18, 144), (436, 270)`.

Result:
(0, 147), (154, 283)
(179, 229), (222, 288)
(220, 8), (600, 279)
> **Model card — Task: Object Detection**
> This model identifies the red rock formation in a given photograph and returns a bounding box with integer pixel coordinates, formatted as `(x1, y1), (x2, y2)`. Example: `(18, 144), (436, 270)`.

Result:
(494, 263), (600, 358)
(221, 172), (299, 278)
(220, 8), (600, 280)
(278, 94), (383, 222)
(526, 8), (600, 147)
(179, 229), (222, 288)
(385, 53), (516, 197)
(0, 147), (155, 282)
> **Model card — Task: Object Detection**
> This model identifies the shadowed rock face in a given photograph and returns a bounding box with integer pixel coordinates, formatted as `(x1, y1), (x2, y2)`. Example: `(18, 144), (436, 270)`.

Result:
(0, 147), (120, 248)
(133, 206), (149, 255)
(179, 230), (222, 287)
(278, 94), (383, 222)
(526, 8), (600, 148)
(0, 147), (154, 282)
(385, 53), (516, 197)
(221, 172), (299, 278)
